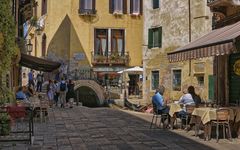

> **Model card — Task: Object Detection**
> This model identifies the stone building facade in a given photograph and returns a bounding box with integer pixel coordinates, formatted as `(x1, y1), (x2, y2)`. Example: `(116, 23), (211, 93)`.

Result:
(142, 0), (213, 104)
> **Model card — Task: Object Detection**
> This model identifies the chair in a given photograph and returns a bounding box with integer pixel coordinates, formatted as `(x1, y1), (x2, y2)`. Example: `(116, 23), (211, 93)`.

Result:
(211, 108), (232, 142)
(180, 104), (195, 130)
(150, 103), (169, 129)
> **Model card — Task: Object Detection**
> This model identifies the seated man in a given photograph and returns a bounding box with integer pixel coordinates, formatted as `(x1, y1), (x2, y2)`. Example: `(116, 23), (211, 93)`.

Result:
(16, 87), (27, 100)
(16, 87), (30, 105)
(152, 85), (170, 125)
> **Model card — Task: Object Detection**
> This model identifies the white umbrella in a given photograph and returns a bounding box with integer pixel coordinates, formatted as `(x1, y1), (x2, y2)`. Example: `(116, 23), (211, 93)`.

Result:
(117, 66), (143, 74)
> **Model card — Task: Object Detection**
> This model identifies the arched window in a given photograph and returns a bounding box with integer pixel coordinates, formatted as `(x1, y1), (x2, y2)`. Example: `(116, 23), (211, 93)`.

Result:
(41, 0), (47, 15)
(42, 34), (46, 57)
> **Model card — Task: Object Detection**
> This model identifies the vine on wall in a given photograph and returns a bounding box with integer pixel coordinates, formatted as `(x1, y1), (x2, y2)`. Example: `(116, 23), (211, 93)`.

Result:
(0, 0), (18, 104)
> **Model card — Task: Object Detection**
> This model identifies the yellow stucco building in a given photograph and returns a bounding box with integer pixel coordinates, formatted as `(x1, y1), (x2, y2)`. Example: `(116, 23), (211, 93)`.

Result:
(30, 0), (142, 88)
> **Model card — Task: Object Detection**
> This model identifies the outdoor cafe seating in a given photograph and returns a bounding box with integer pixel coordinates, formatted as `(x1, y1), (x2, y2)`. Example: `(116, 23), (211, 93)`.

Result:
(150, 103), (169, 129)
(167, 101), (240, 142)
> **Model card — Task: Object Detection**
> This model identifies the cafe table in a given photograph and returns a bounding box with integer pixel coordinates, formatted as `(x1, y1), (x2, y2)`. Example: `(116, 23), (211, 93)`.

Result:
(191, 107), (235, 140)
(168, 103), (182, 128)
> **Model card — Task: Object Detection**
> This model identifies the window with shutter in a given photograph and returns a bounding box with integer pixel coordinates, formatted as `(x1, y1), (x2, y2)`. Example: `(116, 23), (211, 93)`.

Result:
(152, 0), (159, 9)
(41, 0), (47, 15)
(79, 0), (96, 15)
(130, 0), (142, 15)
(148, 27), (162, 48)
(111, 0), (123, 14)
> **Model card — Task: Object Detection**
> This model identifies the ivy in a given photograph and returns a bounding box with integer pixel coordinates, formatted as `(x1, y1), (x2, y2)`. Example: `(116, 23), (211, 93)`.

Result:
(0, 0), (18, 104)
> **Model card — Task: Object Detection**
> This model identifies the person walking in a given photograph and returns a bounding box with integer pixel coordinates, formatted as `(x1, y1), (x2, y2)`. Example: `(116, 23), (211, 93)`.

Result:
(36, 72), (44, 92)
(28, 70), (35, 88)
(59, 78), (67, 108)
(53, 80), (60, 107)
(66, 80), (75, 108)
(47, 80), (54, 107)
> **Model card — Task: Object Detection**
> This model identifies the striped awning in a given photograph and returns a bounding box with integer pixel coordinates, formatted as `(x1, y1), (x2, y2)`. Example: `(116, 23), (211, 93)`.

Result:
(167, 21), (240, 62)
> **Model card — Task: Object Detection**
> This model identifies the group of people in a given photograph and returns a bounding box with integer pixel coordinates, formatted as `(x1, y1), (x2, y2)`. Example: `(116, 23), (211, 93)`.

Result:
(46, 78), (76, 108)
(28, 70), (44, 93)
(152, 85), (201, 128)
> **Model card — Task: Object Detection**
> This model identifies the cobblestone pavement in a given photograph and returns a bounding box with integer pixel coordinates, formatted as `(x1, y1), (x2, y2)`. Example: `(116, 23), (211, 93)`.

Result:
(1, 106), (240, 150)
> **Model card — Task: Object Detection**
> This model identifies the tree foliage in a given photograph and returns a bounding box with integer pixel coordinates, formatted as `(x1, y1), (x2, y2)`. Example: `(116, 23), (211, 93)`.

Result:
(0, 0), (18, 104)
(0, 0), (18, 74)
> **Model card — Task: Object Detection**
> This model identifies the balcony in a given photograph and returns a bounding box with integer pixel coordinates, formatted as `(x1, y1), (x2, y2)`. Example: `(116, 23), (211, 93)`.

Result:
(207, 0), (234, 7)
(78, 8), (97, 16)
(91, 51), (129, 66)
(212, 11), (240, 29)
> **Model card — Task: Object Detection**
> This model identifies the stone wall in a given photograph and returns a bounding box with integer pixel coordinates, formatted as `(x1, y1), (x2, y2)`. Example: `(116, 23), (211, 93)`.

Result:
(143, 0), (213, 103)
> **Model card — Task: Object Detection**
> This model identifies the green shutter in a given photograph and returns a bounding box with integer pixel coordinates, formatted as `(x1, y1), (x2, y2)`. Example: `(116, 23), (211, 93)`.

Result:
(148, 29), (153, 49)
(158, 27), (162, 48)
(208, 75), (214, 102)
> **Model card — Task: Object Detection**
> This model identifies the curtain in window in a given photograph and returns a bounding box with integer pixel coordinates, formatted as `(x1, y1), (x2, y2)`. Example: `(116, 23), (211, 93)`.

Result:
(114, 0), (123, 13)
(117, 39), (123, 56)
(132, 0), (140, 14)
(84, 0), (92, 9)
(95, 38), (101, 55)
(101, 39), (107, 56)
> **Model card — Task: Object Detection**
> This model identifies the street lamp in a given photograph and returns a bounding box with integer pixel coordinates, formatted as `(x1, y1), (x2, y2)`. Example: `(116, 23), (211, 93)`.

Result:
(26, 39), (33, 55)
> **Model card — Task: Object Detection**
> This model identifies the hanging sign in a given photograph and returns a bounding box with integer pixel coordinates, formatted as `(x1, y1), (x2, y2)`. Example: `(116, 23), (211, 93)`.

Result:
(233, 59), (240, 76)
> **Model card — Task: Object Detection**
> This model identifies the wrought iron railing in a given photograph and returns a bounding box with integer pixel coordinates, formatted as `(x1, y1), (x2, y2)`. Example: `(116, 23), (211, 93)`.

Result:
(212, 11), (240, 29)
(91, 51), (130, 66)
(78, 8), (97, 15)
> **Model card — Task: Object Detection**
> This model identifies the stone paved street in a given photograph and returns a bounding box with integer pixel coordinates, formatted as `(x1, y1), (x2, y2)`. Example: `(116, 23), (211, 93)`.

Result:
(1, 106), (240, 150)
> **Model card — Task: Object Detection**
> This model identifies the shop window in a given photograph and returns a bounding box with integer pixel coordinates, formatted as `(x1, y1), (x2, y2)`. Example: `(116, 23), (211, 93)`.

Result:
(151, 70), (159, 90)
(172, 69), (181, 91)
(148, 27), (162, 49)
(94, 29), (108, 56)
(152, 0), (160, 9)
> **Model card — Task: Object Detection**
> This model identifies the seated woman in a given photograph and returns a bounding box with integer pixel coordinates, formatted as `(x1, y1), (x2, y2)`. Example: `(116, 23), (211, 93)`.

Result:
(177, 87), (195, 118)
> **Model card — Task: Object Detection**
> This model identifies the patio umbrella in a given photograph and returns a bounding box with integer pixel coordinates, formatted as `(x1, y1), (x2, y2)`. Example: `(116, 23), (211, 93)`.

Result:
(117, 66), (143, 74)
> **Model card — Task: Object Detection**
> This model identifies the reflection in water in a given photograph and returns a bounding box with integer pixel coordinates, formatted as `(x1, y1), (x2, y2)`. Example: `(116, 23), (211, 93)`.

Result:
(75, 86), (100, 107)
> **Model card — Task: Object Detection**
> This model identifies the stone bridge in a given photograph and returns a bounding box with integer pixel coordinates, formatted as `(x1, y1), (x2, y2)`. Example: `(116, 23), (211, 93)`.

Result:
(74, 80), (106, 106)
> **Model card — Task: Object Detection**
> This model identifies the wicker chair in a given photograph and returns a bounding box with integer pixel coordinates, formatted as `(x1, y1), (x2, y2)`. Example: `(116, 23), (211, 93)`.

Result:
(211, 108), (232, 142)
(150, 103), (169, 129)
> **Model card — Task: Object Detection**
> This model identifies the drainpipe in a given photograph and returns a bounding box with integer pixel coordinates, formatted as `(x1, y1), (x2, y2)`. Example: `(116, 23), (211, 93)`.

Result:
(188, 0), (192, 77)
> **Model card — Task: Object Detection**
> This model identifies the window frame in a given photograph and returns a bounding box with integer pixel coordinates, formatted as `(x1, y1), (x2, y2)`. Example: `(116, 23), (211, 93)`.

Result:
(130, 0), (143, 15)
(172, 69), (182, 91)
(152, 0), (160, 9)
(148, 27), (162, 49)
(109, 0), (127, 14)
(151, 70), (160, 91)
(111, 29), (125, 56)
(94, 29), (108, 56)
(41, 0), (47, 15)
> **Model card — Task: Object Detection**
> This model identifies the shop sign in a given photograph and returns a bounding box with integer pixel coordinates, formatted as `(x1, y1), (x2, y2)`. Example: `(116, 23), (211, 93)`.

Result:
(73, 52), (85, 60)
(233, 59), (240, 76)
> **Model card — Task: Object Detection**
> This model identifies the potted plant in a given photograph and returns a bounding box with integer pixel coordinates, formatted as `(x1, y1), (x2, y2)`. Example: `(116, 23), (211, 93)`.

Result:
(0, 113), (11, 136)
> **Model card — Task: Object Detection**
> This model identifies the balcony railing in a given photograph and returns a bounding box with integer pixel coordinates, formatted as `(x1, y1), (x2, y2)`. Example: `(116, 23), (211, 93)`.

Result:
(91, 51), (129, 66)
(212, 11), (240, 29)
(78, 8), (97, 16)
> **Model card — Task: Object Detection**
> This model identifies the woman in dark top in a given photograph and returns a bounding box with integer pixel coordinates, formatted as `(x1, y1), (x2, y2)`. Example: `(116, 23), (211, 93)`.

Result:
(188, 86), (201, 106)
(66, 80), (75, 108)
